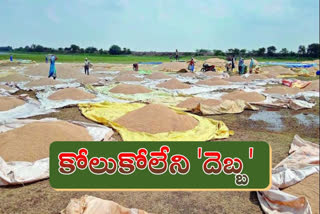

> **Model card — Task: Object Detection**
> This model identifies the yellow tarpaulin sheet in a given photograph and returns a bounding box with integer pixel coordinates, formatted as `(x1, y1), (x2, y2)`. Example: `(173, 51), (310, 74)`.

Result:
(79, 102), (233, 141)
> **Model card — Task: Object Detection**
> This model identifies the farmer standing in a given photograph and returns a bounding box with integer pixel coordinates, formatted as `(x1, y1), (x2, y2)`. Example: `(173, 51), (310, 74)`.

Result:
(238, 58), (244, 75)
(231, 55), (235, 72)
(48, 55), (57, 79)
(249, 58), (256, 74)
(45, 55), (48, 63)
(9, 55), (13, 62)
(175, 49), (179, 61)
(187, 57), (195, 72)
(84, 58), (92, 75)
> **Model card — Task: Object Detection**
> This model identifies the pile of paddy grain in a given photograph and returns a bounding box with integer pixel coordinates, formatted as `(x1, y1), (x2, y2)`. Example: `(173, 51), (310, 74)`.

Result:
(75, 75), (101, 84)
(146, 72), (170, 80)
(222, 90), (265, 102)
(109, 84), (152, 94)
(0, 96), (25, 111)
(25, 78), (62, 87)
(156, 62), (188, 72)
(114, 74), (142, 82)
(283, 173), (319, 213)
(156, 78), (191, 89)
(197, 78), (230, 86)
(115, 104), (199, 134)
(303, 79), (319, 92)
(262, 66), (295, 75)
(226, 76), (247, 82)
(23, 64), (49, 77)
(48, 88), (96, 100)
(177, 97), (221, 109)
(0, 73), (31, 82)
(0, 121), (93, 162)
(264, 86), (301, 95)
(204, 58), (227, 66)
(245, 74), (268, 81)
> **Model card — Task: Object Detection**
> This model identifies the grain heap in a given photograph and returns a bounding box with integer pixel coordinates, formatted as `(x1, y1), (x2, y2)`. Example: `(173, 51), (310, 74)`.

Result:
(156, 78), (191, 89)
(0, 73), (31, 82)
(283, 173), (319, 213)
(262, 66), (295, 75)
(264, 86), (301, 95)
(177, 97), (221, 109)
(222, 90), (265, 102)
(114, 104), (199, 134)
(204, 58), (227, 67)
(48, 88), (96, 100)
(156, 62), (188, 72)
(109, 84), (152, 94)
(0, 121), (92, 162)
(197, 78), (230, 86)
(146, 72), (170, 80)
(114, 74), (142, 82)
(226, 76), (247, 82)
(25, 78), (62, 87)
(0, 96), (25, 111)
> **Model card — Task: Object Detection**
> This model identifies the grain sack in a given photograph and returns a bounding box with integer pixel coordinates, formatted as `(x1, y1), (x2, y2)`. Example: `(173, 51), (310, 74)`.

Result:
(226, 76), (247, 82)
(114, 74), (142, 82)
(283, 173), (319, 214)
(115, 104), (199, 134)
(197, 78), (230, 86)
(109, 84), (152, 94)
(0, 121), (93, 162)
(222, 90), (266, 102)
(25, 78), (62, 87)
(264, 86), (302, 95)
(0, 96), (25, 111)
(48, 88), (96, 100)
(156, 62), (188, 72)
(177, 97), (221, 109)
(0, 73), (31, 82)
(146, 72), (170, 80)
(156, 78), (191, 89)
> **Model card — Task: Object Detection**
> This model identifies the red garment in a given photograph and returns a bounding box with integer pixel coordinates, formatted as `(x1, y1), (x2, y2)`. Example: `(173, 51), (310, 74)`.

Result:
(188, 59), (194, 66)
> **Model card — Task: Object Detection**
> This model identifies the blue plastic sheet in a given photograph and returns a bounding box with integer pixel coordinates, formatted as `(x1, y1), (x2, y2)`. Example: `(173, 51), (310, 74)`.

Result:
(260, 62), (318, 68)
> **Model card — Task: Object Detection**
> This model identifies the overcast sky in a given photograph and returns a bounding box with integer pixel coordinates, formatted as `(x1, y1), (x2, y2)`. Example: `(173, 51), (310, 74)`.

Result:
(1, 0), (319, 52)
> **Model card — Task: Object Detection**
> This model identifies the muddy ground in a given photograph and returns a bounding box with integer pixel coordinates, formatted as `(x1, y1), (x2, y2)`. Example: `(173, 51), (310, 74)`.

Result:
(0, 62), (319, 214)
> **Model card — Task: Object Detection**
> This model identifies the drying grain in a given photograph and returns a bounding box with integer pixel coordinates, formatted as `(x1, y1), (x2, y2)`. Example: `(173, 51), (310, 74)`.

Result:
(115, 104), (199, 134)
(48, 88), (96, 100)
(156, 78), (191, 89)
(109, 84), (152, 94)
(0, 96), (25, 111)
(222, 90), (265, 102)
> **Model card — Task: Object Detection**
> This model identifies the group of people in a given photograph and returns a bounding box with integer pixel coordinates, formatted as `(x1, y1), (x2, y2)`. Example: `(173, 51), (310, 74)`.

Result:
(46, 55), (92, 80)
(226, 56), (256, 75)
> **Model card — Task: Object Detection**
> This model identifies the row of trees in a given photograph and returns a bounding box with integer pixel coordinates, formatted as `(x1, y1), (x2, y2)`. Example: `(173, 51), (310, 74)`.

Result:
(3, 44), (131, 55)
(1, 43), (319, 58)
(198, 43), (319, 58)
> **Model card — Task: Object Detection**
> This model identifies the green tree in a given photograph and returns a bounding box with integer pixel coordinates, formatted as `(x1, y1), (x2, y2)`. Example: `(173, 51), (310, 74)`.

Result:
(307, 43), (320, 58)
(257, 48), (266, 56)
(298, 45), (306, 56)
(70, 44), (80, 53)
(109, 45), (122, 55)
(267, 46), (277, 56)
(85, 47), (98, 53)
(279, 48), (288, 56)
(240, 49), (246, 57)
(213, 49), (225, 56)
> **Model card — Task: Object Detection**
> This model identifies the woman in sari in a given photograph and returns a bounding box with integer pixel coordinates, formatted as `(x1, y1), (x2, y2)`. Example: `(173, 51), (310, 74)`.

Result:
(48, 55), (58, 79)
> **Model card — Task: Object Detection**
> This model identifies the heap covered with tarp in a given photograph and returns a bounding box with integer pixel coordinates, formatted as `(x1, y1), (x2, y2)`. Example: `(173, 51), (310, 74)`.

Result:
(79, 102), (233, 141)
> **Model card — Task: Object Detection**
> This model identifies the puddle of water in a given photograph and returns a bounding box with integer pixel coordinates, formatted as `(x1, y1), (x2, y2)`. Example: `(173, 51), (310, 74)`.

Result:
(249, 110), (284, 131)
(294, 113), (319, 127)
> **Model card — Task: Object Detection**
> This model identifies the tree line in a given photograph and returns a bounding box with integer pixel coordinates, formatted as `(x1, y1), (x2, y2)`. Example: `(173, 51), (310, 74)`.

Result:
(0, 44), (131, 55)
(198, 43), (320, 58)
(1, 43), (319, 58)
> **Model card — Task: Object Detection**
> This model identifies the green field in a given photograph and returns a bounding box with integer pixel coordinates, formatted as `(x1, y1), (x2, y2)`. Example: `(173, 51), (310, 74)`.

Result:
(0, 52), (317, 64)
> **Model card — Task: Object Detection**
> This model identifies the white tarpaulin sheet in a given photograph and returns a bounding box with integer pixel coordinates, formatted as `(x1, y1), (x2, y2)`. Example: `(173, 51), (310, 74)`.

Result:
(0, 118), (114, 186)
(0, 95), (55, 121)
(36, 87), (126, 110)
(257, 135), (319, 214)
